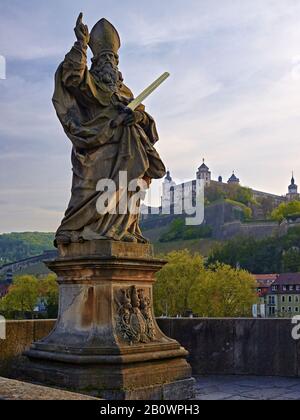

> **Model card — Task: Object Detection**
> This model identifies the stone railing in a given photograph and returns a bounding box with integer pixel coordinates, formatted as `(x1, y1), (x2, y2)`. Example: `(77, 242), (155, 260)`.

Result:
(1, 318), (299, 378)
(0, 320), (54, 376)
(158, 318), (300, 377)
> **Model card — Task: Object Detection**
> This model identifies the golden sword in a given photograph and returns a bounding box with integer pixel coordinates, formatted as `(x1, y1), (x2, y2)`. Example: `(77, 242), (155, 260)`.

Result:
(127, 72), (170, 111)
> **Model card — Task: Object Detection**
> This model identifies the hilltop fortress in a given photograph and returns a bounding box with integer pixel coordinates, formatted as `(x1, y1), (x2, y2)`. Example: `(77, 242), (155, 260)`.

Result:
(161, 159), (299, 212)
(141, 160), (300, 241)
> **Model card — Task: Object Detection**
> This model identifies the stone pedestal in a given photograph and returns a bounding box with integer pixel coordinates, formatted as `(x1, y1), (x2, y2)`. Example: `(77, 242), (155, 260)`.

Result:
(21, 241), (195, 400)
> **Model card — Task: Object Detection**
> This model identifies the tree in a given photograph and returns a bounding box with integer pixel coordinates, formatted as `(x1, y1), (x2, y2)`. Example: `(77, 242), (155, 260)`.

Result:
(154, 250), (257, 318)
(0, 275), (39, 319)
(154, 250), (205, 316)
(271, 201), (300, 223)
(38, 274), (59, 318)
(207, 227), (300, 274)
(0, 274), (59, 319)
(189, 264), (258, 317)
(0, 232), (55, 265)
(159, 218), (212, 243)
(257, 196), (276, 219)
(205, 183), (255, 207)
(225, 199), (252, 221)
(283, 248), (300, 272)
(205, 184), (226, 204)
(227, 185), (255, 206)
(208, 236), (282, 274)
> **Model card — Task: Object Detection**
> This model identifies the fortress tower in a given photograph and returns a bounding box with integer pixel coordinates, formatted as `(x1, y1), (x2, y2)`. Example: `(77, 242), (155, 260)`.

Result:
(196, 159), (211, 186)
(287, 173), (300, 201)
(162, 170), (176, 209)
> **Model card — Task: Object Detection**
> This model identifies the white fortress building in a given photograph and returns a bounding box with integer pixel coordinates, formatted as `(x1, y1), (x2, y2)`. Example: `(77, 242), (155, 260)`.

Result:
(160, 160), (299, 213)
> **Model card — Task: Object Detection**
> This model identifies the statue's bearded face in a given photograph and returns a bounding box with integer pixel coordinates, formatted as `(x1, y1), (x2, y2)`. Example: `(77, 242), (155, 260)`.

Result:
(91, 51), (121, 88)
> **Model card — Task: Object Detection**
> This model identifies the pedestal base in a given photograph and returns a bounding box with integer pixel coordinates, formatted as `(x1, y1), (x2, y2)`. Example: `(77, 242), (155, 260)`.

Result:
(21, 241), (195, 400)
(18, 358), (195, 400)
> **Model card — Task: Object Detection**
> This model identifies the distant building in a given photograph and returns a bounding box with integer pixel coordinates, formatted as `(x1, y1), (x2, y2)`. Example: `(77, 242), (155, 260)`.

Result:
(196, 159), (211, 186)
(227, 172), (240, 185)
(255, 274), (278, 308)
(266, 273), (300, 318)
(286, 173), (300, 202)
(252, 189), (285, 208)
(253, 274), (278, 318)
(160, 160), (293, 213)
(162, 171), (176, 210)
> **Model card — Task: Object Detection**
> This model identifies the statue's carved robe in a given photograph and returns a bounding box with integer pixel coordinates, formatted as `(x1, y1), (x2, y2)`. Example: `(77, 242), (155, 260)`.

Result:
(53, 41), (166, 243)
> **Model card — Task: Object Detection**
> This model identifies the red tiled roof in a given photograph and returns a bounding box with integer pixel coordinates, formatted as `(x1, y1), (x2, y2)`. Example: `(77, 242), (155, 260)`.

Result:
(255, 274), (278, 288)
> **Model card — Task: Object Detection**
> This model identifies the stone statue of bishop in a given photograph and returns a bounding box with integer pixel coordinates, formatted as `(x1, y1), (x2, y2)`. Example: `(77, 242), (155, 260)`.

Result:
(53, 13), (166, 246)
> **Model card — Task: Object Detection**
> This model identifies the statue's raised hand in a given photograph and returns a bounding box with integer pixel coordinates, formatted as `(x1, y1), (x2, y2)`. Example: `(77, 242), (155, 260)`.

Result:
(74, 13), (90, 45)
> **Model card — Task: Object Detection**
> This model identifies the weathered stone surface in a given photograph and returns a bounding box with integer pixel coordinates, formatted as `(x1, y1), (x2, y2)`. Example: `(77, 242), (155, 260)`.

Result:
(0, 377), (98, 400)
(163, 378), (196, 400)
(53, 15), (166, 246)
(0, 321), (32, 366)
(58, 240), (154, 259)
(33, 320), (56, 342)
(19, 355), (191, 389)
(158, 318), (300, 377)
(194, 376), (300, 401)
(158, 318), (235, 375)
(3, 318), (300, 380)
(20, 242), (193, 400)
(0, 320), (55, 377)
(234, 319), (298, 376)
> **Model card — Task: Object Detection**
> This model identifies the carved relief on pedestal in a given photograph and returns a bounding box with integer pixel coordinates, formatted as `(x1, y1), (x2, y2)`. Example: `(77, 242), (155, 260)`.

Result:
(115, 286), (156, 345)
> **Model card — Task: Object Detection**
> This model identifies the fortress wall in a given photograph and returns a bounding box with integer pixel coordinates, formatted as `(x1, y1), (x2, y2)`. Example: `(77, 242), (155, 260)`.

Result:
(220, 221), (279, 241)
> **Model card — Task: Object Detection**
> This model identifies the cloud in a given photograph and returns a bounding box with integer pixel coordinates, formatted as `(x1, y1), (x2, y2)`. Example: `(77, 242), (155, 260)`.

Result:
(1, 0), (300, 231)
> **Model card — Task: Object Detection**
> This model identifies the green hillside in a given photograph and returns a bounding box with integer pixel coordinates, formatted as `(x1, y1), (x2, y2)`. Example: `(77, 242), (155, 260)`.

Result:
(16, 261), (52, 276)
(208, 226), (300, 274)
(153, 238), (218, 256)
(142, 224), (218, 257)
(0, 227), (216, 268)
(0, 232), (55, 265)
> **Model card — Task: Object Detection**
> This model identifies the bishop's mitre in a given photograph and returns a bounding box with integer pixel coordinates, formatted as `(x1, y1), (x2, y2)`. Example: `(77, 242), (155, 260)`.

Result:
(89, 18), (121, 57)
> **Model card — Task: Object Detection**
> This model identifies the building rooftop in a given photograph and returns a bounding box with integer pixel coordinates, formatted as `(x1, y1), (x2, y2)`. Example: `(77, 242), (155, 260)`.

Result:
(198, 159), (209, 171)
(227, 172), (240, 184)
(164, 170), (173, 182)
(255, 274), (278, 288)
(289, 173), (297, 189)
(272, 273), (300, 286)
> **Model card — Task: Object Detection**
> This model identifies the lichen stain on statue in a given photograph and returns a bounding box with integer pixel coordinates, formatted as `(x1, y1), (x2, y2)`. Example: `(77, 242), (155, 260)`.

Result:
(52, 13), (166, 247)
(115, 286), (155, 345)
(82, 287), (95, 328)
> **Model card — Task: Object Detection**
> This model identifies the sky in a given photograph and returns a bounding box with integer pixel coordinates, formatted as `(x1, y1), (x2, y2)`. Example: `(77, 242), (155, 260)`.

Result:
(1, 0), (300, 233)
